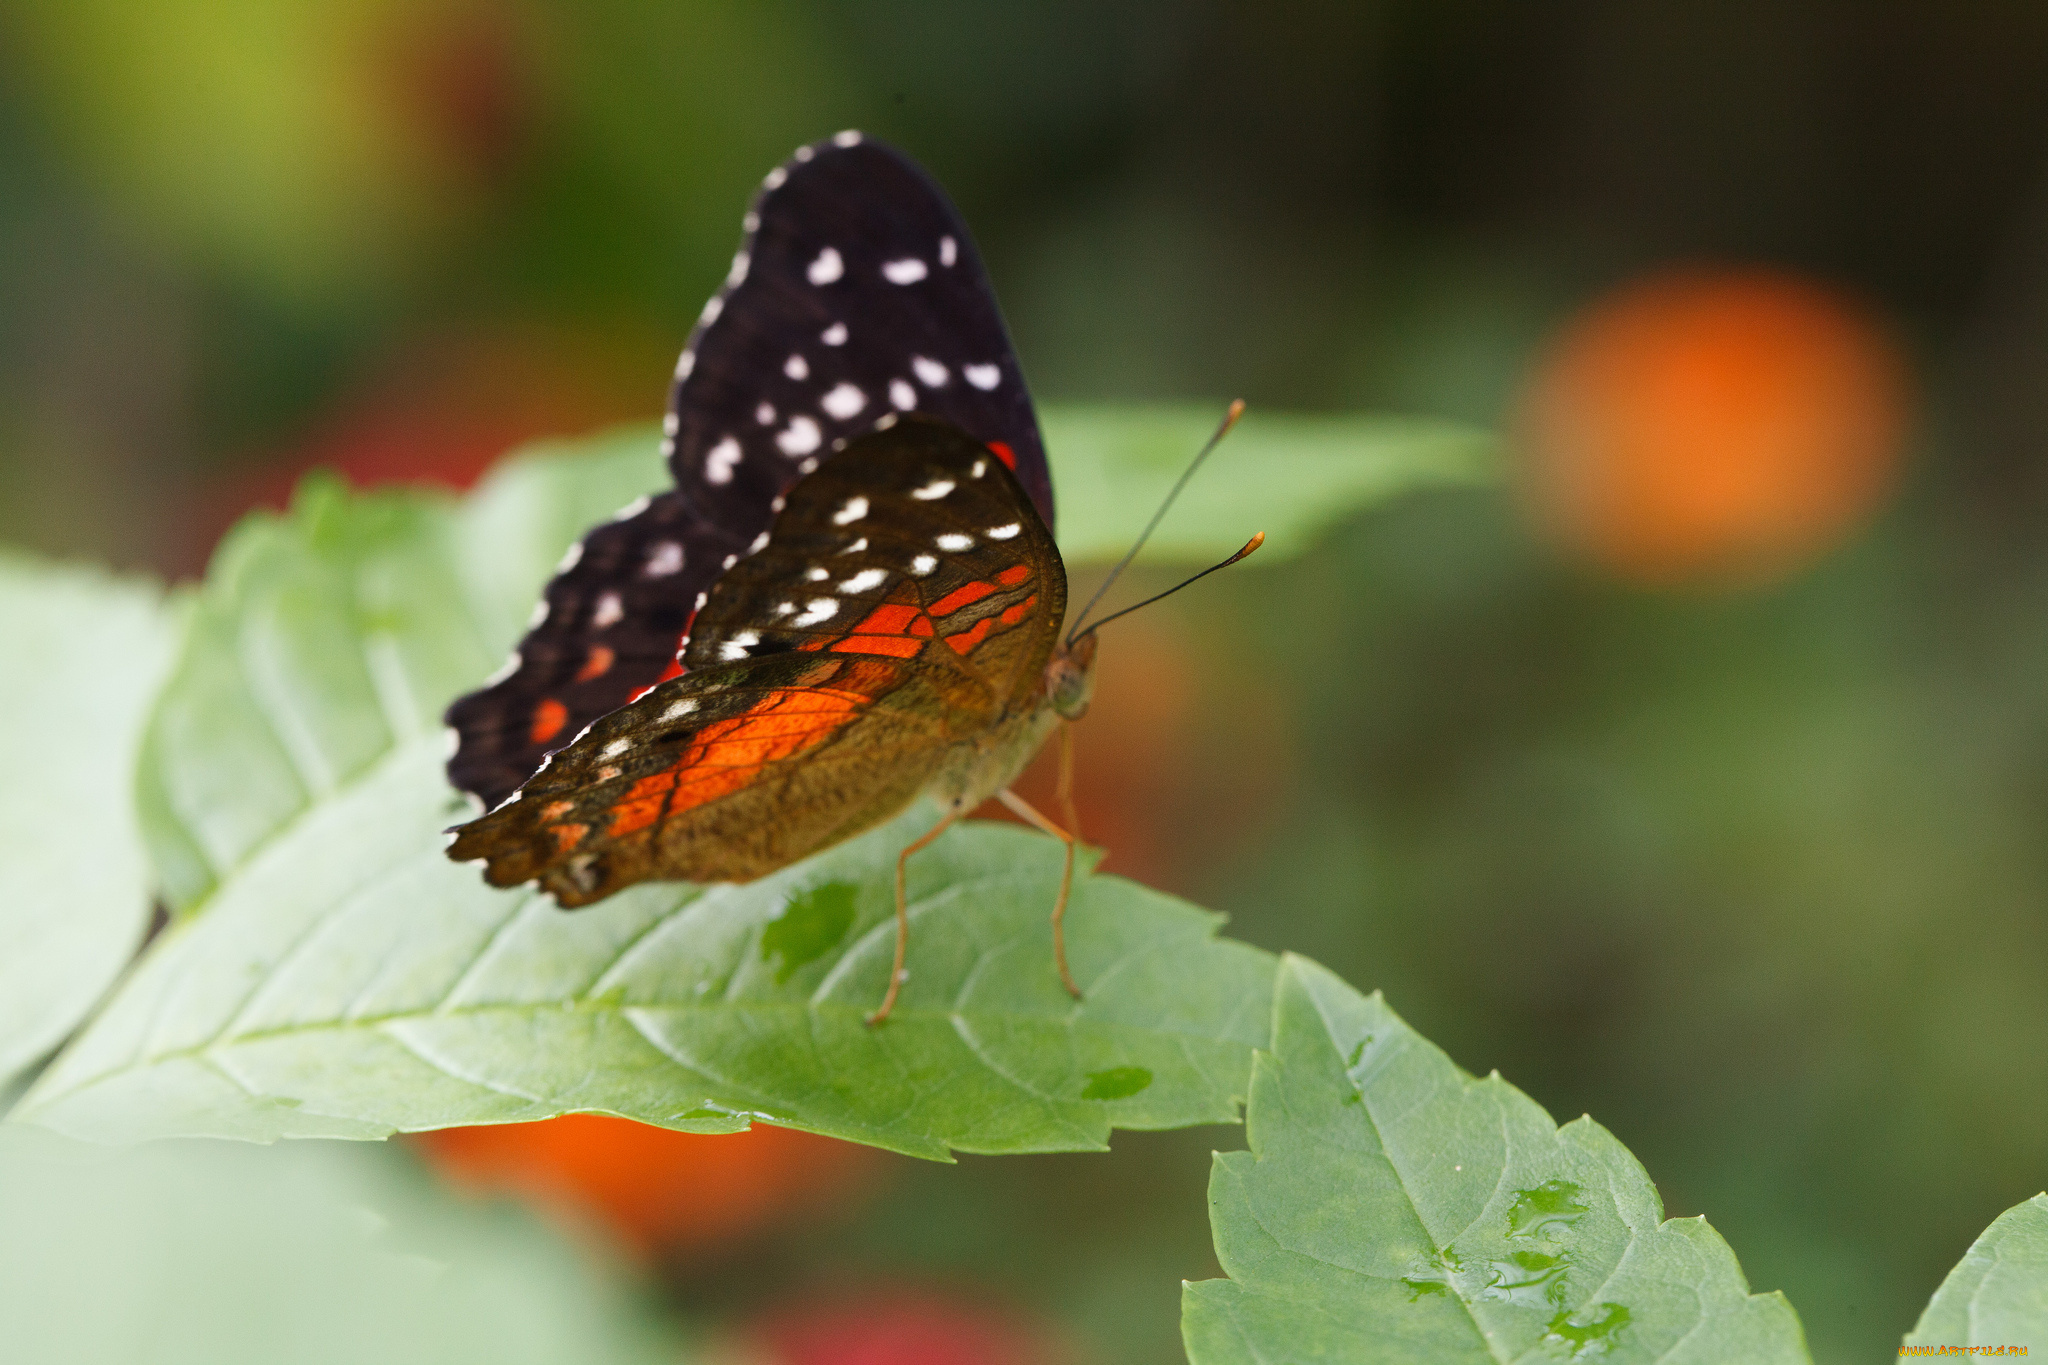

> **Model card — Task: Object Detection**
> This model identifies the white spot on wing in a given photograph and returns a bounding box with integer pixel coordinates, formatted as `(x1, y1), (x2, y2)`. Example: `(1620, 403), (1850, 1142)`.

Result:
(663, 413), (679, 436)
(764, 166), (788, 190)
(839, 536), (868, 554)
(756, 402), (775, 425)
(727, 250), (750, 286)
(940, 235), (957, 267)
(742, 211), (760, 233)
(612, 495), (650, 522)
(807, 247), (844, 285)
(936, 533), (974, 551)
(705, 437), (741, 485)
(699, 296), (722, 325)
(964, 363), (1001, 390)
(912, 356), (949, 387)
(793, 598), (839, 626)
(794, 144), (815, 163)
(645, 542), (684, 576)
(777, 416), (822, 455)
(807, 566), (830, 581)
(662, 698), (698, 721)
(718, 631), (760, 661)
(821, 322), (847, 346)
(485, 651), (522, 685)
(785, 353), (809, 380)
(911, 477), (955, 500)
(557, 542), (584, 572)
(833, 129), (862, 147)
(838, 567), (887, 592)
(528, 600), (549, 628)
(675, 350), (694, 378)
(986, 523), (1021, 540)
(748, 531), (770, 553)
(890, 379), (916, 410)
(820, 383), (866, 419)
(593, 593), (623, 627)
(602, 739), (631, 758)
(883, 258), (929, 284)
(970, 459), (987, 478)
(832, 495), (869, 525)
(910, 555), (937, 576)
(798, 456), (819, 474)
(774, 601), (796, 616)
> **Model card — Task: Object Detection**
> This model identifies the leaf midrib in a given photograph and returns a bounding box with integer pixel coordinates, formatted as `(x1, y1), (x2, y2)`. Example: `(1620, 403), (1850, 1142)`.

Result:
(37, 994), (1250, 1104)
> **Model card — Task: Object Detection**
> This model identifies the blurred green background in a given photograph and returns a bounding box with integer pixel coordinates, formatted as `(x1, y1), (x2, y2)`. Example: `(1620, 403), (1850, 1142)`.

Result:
(4, 3), (2047, 1362)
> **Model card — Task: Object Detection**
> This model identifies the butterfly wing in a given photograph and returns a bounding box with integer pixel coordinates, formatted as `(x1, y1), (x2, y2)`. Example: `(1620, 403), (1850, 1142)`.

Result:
(448, 417), (1065, 903)
(444, 131), (1048, 812)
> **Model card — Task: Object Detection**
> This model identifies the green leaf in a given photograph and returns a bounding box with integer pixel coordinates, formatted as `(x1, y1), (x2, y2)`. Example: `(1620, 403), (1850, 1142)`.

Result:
(0, 553), (180, 1093)
(1183, 955), (1811, 1364)
(1905, 1193), (2048, 1350)
(19, 453), (1273, 1155)
(0, 1131), (676, 1363)
(1041, 404), (1496, 565)
(18, 789), (1272, 1154)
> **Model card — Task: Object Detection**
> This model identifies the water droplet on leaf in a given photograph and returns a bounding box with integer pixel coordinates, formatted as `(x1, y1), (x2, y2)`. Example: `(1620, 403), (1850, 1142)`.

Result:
(1509, 1179), (1588, 1241)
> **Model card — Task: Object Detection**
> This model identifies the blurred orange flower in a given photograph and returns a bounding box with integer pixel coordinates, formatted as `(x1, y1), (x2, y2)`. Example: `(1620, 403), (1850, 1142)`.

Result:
(1514, 268), (1911, 584)
(413, 1115), (882, 1257)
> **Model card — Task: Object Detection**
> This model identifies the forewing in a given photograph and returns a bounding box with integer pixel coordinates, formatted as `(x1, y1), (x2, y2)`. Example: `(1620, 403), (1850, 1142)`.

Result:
(684, 415), (1066, 717)
(443, 131), (1048, 811)
(668, 131), (1052, 533)
(447, 651), (952, 904)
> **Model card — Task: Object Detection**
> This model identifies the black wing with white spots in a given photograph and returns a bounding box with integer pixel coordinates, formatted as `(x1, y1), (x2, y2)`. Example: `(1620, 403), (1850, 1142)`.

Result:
(666, 130), (1050, 533)
(444, 131), (1048, 812)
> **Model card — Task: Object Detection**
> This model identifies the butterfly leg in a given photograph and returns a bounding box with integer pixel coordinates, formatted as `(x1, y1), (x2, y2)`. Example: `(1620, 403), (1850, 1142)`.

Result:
(997, 725), (1085, 998)
(867, 807), (965, 1027)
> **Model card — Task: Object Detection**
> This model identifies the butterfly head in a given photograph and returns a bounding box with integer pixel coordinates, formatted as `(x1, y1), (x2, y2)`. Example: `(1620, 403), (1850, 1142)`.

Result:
(1046, 630), (1098, 721)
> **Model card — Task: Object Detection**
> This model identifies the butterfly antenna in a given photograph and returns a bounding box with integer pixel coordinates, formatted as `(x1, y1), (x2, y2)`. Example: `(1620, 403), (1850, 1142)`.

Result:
(1068, 532), (1264, 644)
(1065, 399), (1247, 647)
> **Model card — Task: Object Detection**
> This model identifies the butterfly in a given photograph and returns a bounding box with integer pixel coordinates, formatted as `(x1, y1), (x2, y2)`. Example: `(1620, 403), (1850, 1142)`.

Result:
(445, 130), (1109, 1025)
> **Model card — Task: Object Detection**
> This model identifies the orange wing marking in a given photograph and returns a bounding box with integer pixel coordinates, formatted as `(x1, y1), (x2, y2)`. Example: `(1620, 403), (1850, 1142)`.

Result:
(929, 580), (997, 616)
(946, 618), (996, 655)
(604, 660), (885, 838)
(987, 441), (1017, 470)
(530, 698), (568, 745)
(996, 563), (1031, 586)
(575, 645), (616, 681)
(807, 599), (934, 657)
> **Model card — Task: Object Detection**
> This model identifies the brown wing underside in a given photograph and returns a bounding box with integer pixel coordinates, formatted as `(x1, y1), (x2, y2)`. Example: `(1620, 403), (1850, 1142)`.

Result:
(446, 416), (1067, 905)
